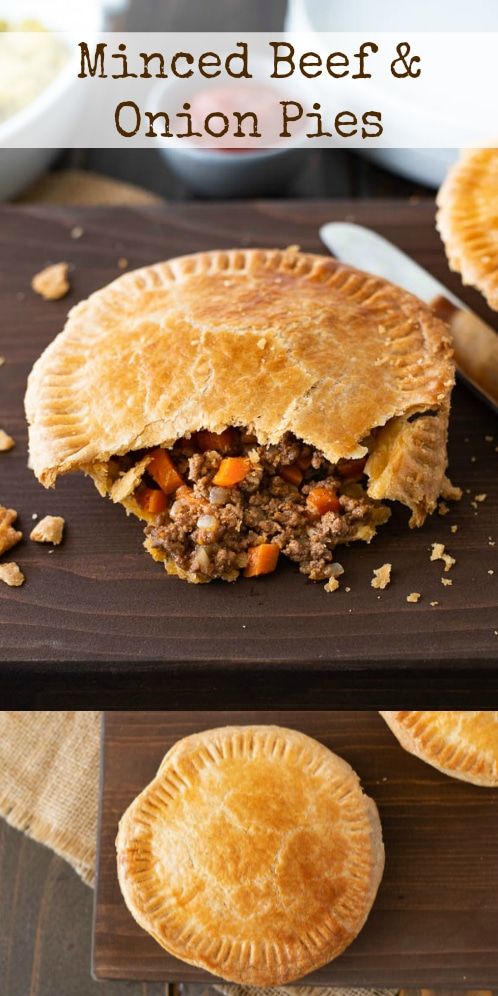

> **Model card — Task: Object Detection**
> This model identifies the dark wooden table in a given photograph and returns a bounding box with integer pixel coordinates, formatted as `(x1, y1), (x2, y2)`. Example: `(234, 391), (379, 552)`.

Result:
(0, 820), (171, 996)
(94, 711), (498, 988)
(1, 200), (497, 708)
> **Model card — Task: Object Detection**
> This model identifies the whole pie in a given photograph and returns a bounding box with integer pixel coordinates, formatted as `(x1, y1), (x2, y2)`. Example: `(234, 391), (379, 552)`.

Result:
(26, 247), (454, 585)
(437, 147), (498, 310)
(380, 711), (498, 786)
(116, 725), (384, 985)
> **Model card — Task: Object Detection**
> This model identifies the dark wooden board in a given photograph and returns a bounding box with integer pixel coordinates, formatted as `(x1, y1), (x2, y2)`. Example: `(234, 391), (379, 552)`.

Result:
(94, 711), (498, 987)
(0, 202), (497, 708)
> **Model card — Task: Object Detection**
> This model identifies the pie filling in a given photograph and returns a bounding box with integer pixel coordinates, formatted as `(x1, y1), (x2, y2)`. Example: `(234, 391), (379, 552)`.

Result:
(110, 428), (391, 583)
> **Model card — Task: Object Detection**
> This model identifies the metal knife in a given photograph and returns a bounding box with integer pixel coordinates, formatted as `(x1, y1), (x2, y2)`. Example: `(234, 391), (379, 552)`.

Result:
(320, 221), (498, 414)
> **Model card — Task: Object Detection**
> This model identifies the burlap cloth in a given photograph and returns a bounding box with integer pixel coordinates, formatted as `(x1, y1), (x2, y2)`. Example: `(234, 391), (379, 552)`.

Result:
(0, 712), (396, 996)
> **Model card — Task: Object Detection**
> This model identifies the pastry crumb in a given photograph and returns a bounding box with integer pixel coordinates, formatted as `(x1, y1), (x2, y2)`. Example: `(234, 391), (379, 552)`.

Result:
(431, 542), (445, 560)
(30, 514), (65, 545)
(324, 576), (339, 593)
(441, 477), (462, 502)
(70, 226), (84, 239)
(406, 592), (421, 603)
(0, 355), (5, 366)
(0, 562), (24, 587)
(450, 524), (458, 534)
(0, 506), (22, 556)
(489, 569), (495, 576)
(32, 513), (38, 520)
(485, 435), (493, 443)
(430, 600), (439, 606)
(438, 501), (450, 516)
(345, 586), (351, 592)
(470, 455), (476, 463)
(118, 257), (128, 269)
(475, 493), (487, 503)
(441, 577), (453, 586)
(31, 262), (70, 301)
(0, 429), (15, 451)
(431, 542), (455, 571)
(371, 563), (391, 590)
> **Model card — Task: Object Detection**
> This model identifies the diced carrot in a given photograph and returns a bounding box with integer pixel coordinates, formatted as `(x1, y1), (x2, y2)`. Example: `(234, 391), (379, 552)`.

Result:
(307, 485), (341, 517)
(279, 463), (303, 486)
(338, 457), (367, 478)
(148, 448), (184, 495)
(195, 428), (238, 453)
(136, 487), (168, 515)
(244, 543), (280, 578)
(212, 456), (251, 487)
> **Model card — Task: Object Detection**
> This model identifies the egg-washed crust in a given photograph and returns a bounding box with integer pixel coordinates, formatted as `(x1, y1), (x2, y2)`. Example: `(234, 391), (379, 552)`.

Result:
(116, 725), (384, 986)
(25, 247), (454, 525)
(380, 711), (498, 787)
(437, 148), (498, 311)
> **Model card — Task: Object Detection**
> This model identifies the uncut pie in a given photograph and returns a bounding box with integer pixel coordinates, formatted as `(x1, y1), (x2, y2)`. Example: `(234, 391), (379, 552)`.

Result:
(437, 147), (498, 310)
(116, 725), (384, 985)
(380, 711), (498, 787)
(25, 247), (454, 585)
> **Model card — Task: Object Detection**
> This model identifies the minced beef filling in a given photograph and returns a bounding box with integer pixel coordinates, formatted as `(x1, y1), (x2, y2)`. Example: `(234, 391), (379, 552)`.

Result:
(133, 428), (388, 582)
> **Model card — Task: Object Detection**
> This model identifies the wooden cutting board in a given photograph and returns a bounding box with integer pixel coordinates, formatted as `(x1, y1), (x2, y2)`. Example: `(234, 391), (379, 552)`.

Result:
(0, 201), (496, 708)
(93, 711), (498, 987)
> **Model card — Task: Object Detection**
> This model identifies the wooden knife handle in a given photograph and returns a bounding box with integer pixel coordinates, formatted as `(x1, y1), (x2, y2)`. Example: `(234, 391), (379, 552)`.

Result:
(431, 295), (498, 410)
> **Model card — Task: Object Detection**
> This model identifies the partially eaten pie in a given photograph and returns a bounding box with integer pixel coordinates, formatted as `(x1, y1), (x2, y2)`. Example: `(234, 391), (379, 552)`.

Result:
(380, 711), (498, 786)
(437, 147), (498, 310)
(116, 725), (384, 985)
(25, 247), (454, 585)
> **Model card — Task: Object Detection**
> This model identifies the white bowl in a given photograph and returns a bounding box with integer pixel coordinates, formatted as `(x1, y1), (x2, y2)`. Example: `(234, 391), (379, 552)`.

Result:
(160, 145), (305, 198)
(285, 0), (498, 187)
(0, 1), (104, 200)
(148, 75), (306, 198)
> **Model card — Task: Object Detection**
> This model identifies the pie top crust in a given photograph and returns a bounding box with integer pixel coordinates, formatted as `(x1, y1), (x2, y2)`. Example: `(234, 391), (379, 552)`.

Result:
(437, 148), (498, 310)
(380, 711), (498, 787)
(116, 725), (384, 986)
(25, 248), (454, 525)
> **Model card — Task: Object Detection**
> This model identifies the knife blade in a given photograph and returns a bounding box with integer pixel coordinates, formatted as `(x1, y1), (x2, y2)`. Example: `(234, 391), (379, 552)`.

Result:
(320, 221), (498, 414)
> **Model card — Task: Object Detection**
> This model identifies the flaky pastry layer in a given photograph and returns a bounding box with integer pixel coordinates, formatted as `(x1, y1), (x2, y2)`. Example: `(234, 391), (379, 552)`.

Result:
(25, 248), (454, 525)
(116, 725), (384, 985)
(381, 711), (498, 787)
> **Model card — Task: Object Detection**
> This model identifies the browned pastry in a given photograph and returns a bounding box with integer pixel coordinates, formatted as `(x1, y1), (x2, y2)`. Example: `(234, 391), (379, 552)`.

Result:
(116, 725), (384, 986)
(25, 247), (454, 584)
(437, 147), (498, 310)
(380, 711), (498, 786)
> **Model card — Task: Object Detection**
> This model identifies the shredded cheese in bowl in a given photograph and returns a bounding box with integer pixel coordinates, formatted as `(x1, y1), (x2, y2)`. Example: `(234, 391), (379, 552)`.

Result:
(0, 20), (68, 124)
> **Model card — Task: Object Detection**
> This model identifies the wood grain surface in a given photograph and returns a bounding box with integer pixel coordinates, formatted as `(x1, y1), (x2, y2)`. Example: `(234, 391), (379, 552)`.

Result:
(0, 201), (497, 708)
(94, 711), (498, 988)
(0, 820), (170, 996)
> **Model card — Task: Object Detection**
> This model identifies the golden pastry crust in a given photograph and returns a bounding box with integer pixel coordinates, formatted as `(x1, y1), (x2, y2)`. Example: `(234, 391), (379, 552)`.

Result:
(116, 725), (384, 986)
(380, 711), (498, 787)
(437, 148), (498, 310)
(25, 248), (454, 525)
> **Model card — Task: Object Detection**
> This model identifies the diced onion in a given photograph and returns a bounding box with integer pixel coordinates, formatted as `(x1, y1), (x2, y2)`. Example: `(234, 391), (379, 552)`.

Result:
(329, 562), (344, 578)
(194, 547), (211, 572)
(209, 487), (230, 506)
(197, 514), (218, 530)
